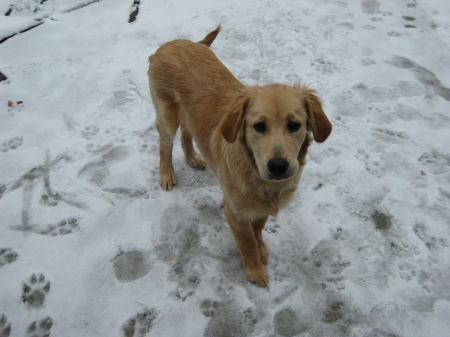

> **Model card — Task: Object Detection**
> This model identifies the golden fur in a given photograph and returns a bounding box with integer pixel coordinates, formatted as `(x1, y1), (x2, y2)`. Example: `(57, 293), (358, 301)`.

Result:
(148, 26), (332, 286)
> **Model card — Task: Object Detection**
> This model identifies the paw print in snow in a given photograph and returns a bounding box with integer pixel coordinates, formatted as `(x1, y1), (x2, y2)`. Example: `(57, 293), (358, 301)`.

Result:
(273, 307), (307, 336)
(0, 248), (18, 268)
(0, 184), (5, 200)
(1, 136), (23, 152)
(414, 223), (448, 251)
(387, 31), (402, 37)
(22, 274), (51, 308)
(200, 299), (220, 317)
(0, 315), (11, 337)
(361, 58), (376, 66)
(122, 308), (157, 337)
(26, 317), (52, 337)
(264, 223), (280, 234)
(38, 218), (79, 236)
(81, 125), (100, 139)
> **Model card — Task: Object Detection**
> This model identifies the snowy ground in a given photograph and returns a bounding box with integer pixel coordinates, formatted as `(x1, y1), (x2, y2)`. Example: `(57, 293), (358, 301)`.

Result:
(1, 0), (450, 336)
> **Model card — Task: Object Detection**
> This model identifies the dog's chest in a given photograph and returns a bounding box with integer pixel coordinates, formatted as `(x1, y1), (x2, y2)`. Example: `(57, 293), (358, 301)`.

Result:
(232, 184), (296, 219)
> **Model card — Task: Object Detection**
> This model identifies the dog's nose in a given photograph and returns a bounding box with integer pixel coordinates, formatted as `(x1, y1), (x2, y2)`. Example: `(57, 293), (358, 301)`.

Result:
(267, 158), (289, 177)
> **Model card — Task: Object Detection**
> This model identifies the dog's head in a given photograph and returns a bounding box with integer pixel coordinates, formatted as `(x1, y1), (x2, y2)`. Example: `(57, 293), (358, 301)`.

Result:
(221, 83), (332, 181)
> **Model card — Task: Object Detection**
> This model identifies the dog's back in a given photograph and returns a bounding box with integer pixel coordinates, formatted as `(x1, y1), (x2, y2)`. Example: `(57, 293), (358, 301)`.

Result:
(149, 26), (240, 98)
(148, 27), (243, 164)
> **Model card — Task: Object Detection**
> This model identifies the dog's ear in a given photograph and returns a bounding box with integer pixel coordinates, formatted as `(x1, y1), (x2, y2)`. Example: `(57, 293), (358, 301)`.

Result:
(220, 92), (251, 143)
(295, 84), (332, 143)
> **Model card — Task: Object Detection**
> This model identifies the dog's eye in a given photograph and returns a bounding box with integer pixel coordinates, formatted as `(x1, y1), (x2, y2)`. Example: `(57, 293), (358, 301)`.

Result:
(253, 122), (267, 134)
(287, 122), (301, 132)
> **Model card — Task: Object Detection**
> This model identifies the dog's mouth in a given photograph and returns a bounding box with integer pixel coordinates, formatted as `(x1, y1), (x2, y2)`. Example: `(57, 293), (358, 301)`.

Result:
(266, 173), (293, 182)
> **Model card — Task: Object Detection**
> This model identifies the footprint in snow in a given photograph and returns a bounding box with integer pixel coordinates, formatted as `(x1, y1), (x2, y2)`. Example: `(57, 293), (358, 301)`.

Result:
(273, 307), (308, 337)
(112, 250), (152, 283)
(200, 299), (220, 317)
(0, 184), (5, 200)
(22, 274), (51, 308)
(361, 0), (381, 14)
(202, 301), (256, 337)
(388, 55), (450, 101)
(78, 145), (129, 187)
(122, 308), (157, 337)
(0, 315), (11, 337)
(414, 223), (448, 252)
(11, 218), (80, 236)
(402, 15), (417, 28)
(0, 248), (18, 268)
(26, 317), (53, 337)
(1, 136), (23, 153)
(308, 240), (350, 291)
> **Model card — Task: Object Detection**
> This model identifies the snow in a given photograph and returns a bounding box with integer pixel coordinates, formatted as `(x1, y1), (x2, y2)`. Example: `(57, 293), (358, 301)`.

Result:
(0, 0), (449, 336)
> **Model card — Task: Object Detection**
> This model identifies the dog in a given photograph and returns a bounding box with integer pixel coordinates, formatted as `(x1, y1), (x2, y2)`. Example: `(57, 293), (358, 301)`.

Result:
(148, 26), (332, 286)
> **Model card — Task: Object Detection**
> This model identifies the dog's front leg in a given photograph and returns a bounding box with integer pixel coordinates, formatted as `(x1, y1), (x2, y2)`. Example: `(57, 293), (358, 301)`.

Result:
(253, 217), (269, 265)
(223, 202), (268, 287)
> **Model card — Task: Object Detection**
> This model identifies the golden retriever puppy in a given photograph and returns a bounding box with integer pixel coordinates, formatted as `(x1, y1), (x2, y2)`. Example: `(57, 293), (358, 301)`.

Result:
(148, 26), (332, 286)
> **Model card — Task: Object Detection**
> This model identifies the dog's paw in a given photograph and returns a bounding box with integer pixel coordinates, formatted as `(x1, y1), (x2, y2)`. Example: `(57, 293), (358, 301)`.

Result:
(187, 154), (207, 170)
(160, 172), (176, 190)
(245, 264), (269, 287)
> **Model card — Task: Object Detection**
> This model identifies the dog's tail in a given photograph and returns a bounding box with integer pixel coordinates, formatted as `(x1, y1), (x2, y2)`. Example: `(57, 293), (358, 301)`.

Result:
(198, 25), (221, 47)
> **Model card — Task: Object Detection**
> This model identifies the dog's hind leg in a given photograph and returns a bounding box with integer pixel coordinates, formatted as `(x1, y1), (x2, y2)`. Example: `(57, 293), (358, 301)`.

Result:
(156, 111), (179, 190)
(181, 123), (207, 169)
(151, 86), (179, 190)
